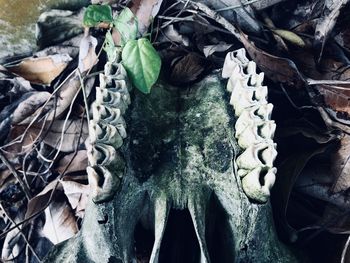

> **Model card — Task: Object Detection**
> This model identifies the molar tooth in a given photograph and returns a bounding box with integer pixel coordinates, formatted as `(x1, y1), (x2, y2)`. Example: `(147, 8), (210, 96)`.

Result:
(222, 49), (250, 79)
(222, 56), (241, 79)
(246, 61), (257, 76)
(249, 72), (264, 87)
(255, 103), (273, 120)
(236, 142), (277, 170)
(241, 167), (276, 203)
(237, 123), (275, 149)
(87, 165), (120, 203)
(258, 121), (276, 139)
(226, 69), (248, 92)
(229, 83), (267, 116)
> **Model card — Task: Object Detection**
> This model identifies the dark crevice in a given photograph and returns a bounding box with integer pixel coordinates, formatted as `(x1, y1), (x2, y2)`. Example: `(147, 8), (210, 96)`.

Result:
(134, 222), (154, 262)
(159, 209), (200, 263)
(206, 193), (236, 263)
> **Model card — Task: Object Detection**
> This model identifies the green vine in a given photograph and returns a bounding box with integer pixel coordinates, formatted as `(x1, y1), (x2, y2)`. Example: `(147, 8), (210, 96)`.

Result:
(83, 4), (161, 94)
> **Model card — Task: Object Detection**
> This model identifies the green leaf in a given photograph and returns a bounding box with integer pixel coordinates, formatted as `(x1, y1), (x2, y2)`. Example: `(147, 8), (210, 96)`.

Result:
(83, 4), (113, 27)
(103, 31), (119, 62)
(114, 8), (138, 46)
(122, 38), (161, 94)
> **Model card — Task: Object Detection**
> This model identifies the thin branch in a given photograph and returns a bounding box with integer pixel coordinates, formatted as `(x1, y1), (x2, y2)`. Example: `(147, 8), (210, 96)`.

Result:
(215, 0), (261, 12)
(0, 202), (41, 262)
(0, 150), (32, 200)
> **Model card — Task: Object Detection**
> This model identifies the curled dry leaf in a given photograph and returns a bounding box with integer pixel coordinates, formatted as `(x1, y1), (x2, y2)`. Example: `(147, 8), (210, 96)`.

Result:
(42, 196), (78, 244)
(56, 150), (88, 175)
(130, 0), (163, 34)
(5, 54), (72, 85)
(11, 91), (51, 124)
(170, 52), (206, 85)
(12, 119), (88, 153)
(240, 33), (306, 88)
(314, 0), (350, 60)
(162, 25), (190, 47)
(203, 42), (233, 57)
(78, 35), (98, 73)
(60, 178), (89, 218)
(272, 144), (331, 242)
(330, 134), (350, 193)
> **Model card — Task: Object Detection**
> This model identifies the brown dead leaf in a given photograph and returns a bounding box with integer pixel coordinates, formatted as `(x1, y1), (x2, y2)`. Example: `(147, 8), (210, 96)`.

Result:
(6, 54), (72, 85)
(170, 53), (206, 85)
(11, 119), (88, 153)
(314, 0), (350, 61)
(60, 178), (89, 218)
(240, 33), (306, 88)
(315, 85), (350, 120)
(130, 0), (163, 34)
(56, 150), (88, 175)
(330, 134), (350, 192)
(42, 197), (78, 244)
(78, 35), (98, 73)
(25, 180), (61, 219)
(11, 91), (51, 124)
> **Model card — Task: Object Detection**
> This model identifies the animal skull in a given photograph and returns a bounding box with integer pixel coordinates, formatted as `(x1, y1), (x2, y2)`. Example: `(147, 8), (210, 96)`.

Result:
(45, 49), (294, 263)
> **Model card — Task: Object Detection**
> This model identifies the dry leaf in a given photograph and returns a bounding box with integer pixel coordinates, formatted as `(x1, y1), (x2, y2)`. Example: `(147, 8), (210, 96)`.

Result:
(330, 134), (350, 192)
(163, 25), (190, 46)
(6, 54), (72, 85)
(37, 119), (88, 152)
(25, 180), (61, 219)
(272, 144), (331, 242)
(60, 178), (89, 218)
(42, 198), (78, 244)
(314, 0), (350, 60)
(203, 43), (233, 57)
(78, 35), (98, 73)
(56, 150), (88, 175)
(240, 33), (306, 88)
(130, 0), (163, 34)
(170, 53), (206, 85)
(11, 91), (51, 124)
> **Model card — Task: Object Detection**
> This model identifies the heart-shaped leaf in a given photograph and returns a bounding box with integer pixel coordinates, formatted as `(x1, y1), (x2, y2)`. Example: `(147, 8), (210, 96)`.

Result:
(122, 38), (161, 93)
(83, 4), (113, 27)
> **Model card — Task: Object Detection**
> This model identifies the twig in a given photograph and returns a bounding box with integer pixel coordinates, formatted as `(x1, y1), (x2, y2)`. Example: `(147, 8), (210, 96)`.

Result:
(184, 1), (242, 41)
(78, 70), (90, 125)
(307, 78), (350, 87)
(0, 150), (32, 200)
(0, 202), (41, 262)
(215, 0), (261, 12)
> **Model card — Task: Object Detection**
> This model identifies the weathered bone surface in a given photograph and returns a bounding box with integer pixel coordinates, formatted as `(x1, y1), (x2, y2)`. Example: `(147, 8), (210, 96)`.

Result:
(44, 51), (298, 262)
(222, 48), (277, 203)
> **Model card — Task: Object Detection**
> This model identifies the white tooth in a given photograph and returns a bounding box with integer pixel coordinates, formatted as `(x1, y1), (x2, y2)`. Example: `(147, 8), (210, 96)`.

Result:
(241, 167), (276, 203)
(237, 124), (262, 149)
(226, 68), (247, 92)
(236, 142), (277, 170)
(259, 121), (276, 139)
(222, 53), (241, 79)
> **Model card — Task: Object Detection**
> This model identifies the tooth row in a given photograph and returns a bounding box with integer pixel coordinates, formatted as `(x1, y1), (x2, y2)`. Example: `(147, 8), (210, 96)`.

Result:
(86, 60), (131, 203)
(222, 48), (277, 203)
